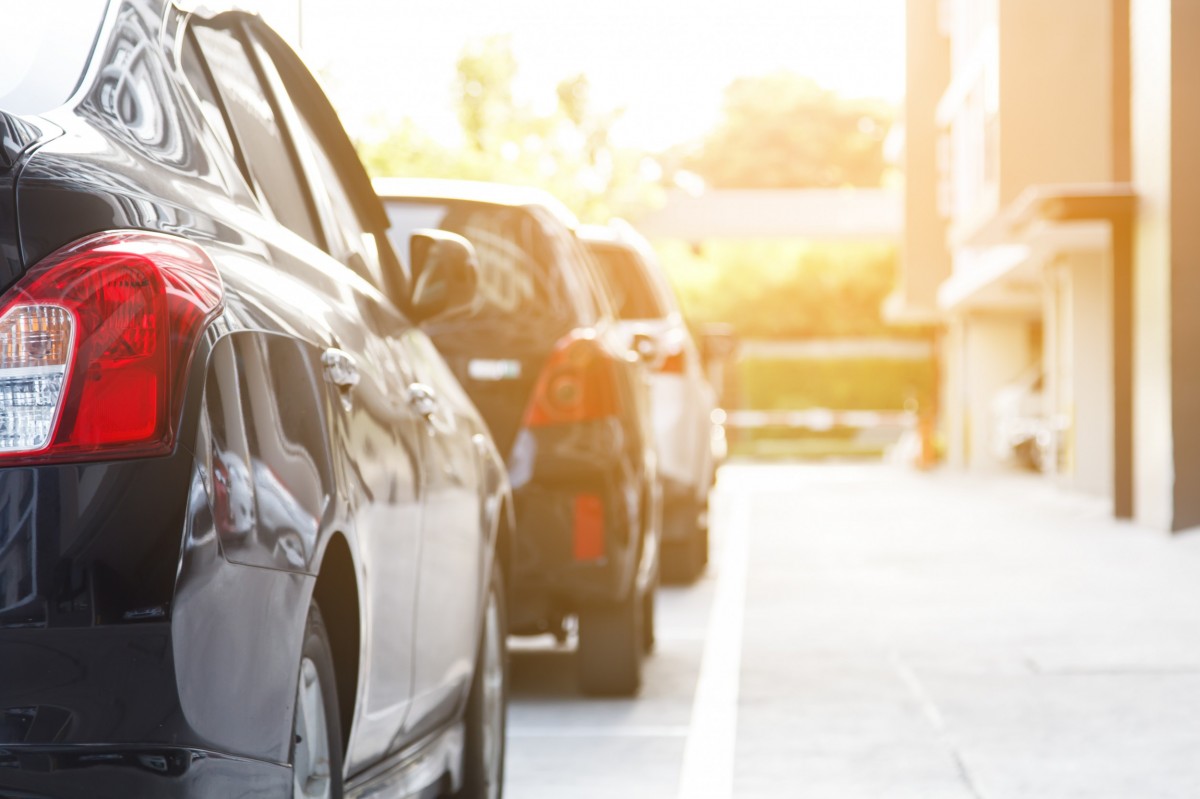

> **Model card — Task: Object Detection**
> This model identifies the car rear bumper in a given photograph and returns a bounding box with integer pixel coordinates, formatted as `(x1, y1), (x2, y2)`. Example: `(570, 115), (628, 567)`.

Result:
(506, 420), (648, 631)
(660, 475), (702, 544)
(0, 744), (290, 798)
(0, 450), (309, 771)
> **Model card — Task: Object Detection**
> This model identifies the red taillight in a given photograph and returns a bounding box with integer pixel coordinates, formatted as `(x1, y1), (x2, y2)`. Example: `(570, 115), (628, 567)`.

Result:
(523, 331), (621, 427)
(573, 493), (606, 561)
(0, 231), (222, 463)
(658, 348), (686, 374)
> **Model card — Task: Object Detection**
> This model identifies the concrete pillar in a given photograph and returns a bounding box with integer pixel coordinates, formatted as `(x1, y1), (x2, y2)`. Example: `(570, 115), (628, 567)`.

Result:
(1130, 0), (1200, 530)
(1064, 252), (1115, 498)
(943, 314), (968, 469)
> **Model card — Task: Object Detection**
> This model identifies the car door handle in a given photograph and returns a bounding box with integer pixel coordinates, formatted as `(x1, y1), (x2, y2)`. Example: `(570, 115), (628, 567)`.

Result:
(322, 348), (360, 391)
(407, 382), (439, 419)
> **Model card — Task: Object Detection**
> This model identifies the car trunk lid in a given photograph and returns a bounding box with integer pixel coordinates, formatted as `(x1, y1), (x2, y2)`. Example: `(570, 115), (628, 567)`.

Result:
(427, 320), (561, 460)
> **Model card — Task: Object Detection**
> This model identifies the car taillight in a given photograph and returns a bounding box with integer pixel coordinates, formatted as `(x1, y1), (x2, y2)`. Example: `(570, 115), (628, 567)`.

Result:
(0, 231), (222, 463)
(523, 331), (620, 427)
(658, 348), (686, 374)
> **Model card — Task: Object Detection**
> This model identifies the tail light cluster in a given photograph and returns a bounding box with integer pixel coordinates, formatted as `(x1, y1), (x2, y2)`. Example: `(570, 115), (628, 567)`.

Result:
(0, 231), (222, 463)
(524, 331), (621, 427)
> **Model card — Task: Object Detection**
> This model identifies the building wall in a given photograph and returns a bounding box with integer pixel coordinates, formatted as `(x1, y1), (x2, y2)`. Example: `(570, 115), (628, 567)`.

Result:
(1052, 252), (1115, 497)
(899, 0), (952, 319)
(958, 313), (1037, 471)
(997, 0), (1116, 207)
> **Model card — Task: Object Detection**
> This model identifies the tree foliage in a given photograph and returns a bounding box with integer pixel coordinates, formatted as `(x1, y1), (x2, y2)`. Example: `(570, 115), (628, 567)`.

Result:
(656, 239), (911, 339)
(455, 36), (519, 152)
(356, 36), (660, 222)
(684, 73), (893, 189)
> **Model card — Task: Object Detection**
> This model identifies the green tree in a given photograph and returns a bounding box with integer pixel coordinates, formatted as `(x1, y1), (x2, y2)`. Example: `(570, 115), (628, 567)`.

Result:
(685, 73), (893, 189)
(455, 35), (519, 152)
(357, 39), (660, 222)
(654, 239), (913, 339)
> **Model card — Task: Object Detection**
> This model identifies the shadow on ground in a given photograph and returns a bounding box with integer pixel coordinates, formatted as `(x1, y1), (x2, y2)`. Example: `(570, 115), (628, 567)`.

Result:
(509, 642), (581, 700)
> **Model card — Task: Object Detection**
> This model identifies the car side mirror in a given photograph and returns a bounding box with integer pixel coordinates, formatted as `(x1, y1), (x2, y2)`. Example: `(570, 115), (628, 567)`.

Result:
(632, 333), (658, 363)
(409, 228), (478, 323)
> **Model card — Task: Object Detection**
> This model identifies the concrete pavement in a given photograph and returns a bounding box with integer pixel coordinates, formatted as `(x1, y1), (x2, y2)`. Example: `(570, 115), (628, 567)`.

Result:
(505, 462), (1200, 798)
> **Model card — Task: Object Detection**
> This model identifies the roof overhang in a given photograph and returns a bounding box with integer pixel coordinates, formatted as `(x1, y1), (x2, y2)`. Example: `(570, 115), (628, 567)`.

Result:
(939, 183), (1137, 313)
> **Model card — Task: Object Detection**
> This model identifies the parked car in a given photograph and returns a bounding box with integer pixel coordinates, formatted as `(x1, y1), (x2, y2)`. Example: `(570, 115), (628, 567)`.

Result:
(578, 222), (720, 582)
(376, 179), (660, 696)
(0, 4), (508, 797)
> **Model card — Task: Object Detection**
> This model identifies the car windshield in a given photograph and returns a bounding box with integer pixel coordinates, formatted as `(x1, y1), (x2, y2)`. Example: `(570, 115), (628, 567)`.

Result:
(0, 0), (109, 115)
(587, 243), (668, 320)
(384, 198), (575, 328)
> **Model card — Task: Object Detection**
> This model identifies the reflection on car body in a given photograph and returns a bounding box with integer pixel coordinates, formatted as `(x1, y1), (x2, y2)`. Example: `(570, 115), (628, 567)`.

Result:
(0, 2), (511, 797)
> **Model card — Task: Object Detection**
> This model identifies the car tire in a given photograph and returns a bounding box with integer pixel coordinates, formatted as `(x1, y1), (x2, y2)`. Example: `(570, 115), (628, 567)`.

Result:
(661, 496), (707, 585)
(577, 586), (644, 697)
(641, 581), (657, 654)
(293, 602), (344, 799)
(453, 563), (508, 799)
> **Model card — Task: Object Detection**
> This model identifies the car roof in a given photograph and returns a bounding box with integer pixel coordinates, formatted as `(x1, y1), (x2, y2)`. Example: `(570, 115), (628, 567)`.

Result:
(373, 177), (580, 231)
(577, 219), (658, 260)
(576, 223), (622, 245)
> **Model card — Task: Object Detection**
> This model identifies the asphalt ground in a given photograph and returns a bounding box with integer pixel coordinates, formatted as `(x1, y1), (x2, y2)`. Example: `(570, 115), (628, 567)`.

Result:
(505, 462), (1200, 798)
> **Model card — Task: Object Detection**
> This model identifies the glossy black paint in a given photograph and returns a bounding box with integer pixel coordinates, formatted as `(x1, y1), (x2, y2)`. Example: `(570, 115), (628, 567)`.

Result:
(0, 1), (508, 795)
(0, 744), (291, 798)
(378, 188), (660, 638)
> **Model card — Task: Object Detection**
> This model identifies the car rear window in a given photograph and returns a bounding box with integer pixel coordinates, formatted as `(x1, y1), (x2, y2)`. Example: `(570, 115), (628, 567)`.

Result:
(0, 0), (110, 115)
(587, 243), (669, 320)
(384, 199), (575, 325)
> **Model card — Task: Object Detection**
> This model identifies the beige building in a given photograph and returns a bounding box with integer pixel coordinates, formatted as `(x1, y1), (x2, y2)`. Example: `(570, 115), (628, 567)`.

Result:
(897, 0), (1200, 530)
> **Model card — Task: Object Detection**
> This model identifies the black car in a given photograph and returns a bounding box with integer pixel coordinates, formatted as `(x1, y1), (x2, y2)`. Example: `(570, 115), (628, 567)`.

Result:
(0, 4), (509, 797)
(377, 179), (660, 697)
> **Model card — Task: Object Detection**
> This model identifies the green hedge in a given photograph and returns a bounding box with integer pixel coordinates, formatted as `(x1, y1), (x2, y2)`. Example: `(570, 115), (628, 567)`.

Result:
(737, 356), (935, 412)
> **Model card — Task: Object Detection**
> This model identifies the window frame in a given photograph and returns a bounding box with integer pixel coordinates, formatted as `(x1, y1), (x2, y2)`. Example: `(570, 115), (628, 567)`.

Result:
(242, 21), (404, 303)
(186, 17), (326, 250)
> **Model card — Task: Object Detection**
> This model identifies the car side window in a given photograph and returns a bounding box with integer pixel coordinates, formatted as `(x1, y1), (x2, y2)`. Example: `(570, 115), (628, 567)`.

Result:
(249, 36), (384, 289)
(191, 23), (322, 248)
(572, 235), (619, 322)
(537, 216), (610, 325)
(245, 33), (395, 298)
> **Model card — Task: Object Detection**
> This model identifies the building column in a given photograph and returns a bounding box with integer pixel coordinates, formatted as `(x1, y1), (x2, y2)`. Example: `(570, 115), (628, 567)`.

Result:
(1131, 0), (1200, 530)
(1060, 252), (1115, 498)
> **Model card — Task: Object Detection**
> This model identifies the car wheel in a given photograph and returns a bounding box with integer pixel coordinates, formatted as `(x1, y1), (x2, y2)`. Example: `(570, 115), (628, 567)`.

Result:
(293, 603), (344, 799)
(454, 563), (508, 799)
(641, 581), (657, 654)
(661, 496), (707, 585)
(577, 586), (644, 697)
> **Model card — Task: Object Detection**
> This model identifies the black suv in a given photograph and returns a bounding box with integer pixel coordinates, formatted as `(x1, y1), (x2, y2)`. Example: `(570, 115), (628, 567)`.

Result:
(0, 3), (509, 796)
(378, 179), (660, 696)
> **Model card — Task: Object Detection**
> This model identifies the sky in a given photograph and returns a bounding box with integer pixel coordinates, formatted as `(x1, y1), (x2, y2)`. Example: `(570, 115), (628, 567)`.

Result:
(249, 0), (906, 151)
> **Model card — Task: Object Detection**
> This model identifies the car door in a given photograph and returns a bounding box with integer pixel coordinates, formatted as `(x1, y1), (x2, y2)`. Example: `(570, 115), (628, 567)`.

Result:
(249, 24), (490, 743)
(193, 19), (425, 770)
(402, 328), (488, 733)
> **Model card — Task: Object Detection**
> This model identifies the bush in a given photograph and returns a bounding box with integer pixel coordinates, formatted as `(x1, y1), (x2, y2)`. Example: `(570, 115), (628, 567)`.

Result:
(738, 356), (935, 411)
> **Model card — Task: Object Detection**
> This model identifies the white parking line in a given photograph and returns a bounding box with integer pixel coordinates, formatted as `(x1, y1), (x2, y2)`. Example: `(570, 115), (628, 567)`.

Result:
(677, 490), (752, 799)
(509, 726), (691, 739)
